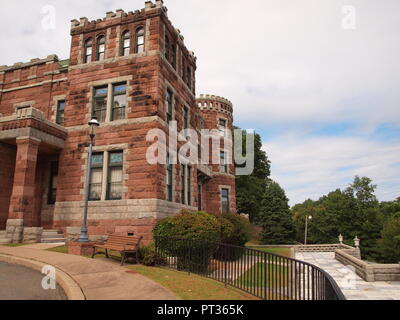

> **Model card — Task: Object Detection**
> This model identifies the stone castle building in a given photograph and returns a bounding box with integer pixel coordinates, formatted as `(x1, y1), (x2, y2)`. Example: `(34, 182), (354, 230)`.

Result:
(0, 1), (236, 244)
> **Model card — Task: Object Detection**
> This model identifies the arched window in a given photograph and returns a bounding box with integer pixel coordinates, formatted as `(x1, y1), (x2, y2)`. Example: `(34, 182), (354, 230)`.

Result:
(97, 36), (106, 61)
(84, 38), (93, 63)
(135, 27), (145, 53)
(121, 31), (131, 56)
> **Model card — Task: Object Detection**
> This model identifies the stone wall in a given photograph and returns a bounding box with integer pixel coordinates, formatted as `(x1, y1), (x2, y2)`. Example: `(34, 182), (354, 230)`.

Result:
(335, 249), (400, 282)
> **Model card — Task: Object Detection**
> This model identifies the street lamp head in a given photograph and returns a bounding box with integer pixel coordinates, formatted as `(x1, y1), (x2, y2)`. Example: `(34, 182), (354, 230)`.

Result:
(308, 216), (312, 220)
(88, 118), (100, 136)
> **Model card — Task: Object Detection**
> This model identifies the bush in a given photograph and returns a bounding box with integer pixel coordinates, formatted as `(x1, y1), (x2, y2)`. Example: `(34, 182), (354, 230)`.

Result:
(139, 243), (163, 266)
(153, 211), (221, 273)
(212, 213), (252, 261)
(220, 213), (252, 246)
(153, 210), (221, 242)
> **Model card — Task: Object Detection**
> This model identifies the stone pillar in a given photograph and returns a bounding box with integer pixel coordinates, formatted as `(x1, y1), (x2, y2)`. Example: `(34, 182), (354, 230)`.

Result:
(7, 137), (40, 242)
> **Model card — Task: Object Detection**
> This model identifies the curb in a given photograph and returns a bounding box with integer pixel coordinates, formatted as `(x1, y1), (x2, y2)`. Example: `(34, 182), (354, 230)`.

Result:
(0, 253), (86, 300)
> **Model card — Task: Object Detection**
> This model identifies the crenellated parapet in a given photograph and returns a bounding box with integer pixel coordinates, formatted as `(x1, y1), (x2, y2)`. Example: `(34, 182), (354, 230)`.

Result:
(0, 55), (60, 73)
(196, 94), (233, 117)
(70, 1), (167, 31)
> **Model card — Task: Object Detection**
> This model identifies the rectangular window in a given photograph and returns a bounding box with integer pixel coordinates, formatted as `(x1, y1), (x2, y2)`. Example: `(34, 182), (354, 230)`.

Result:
(111, 83), (127, 121)
(221, 188), (230, 214)
(187, 166), (192, 206)
(89, 153), (103, 201)
(56, 100), (65, 126)
(198, 182), (202, 211)
(180, 164), (186, 204)
(107, 151), (123, 200)
(93, 86), (108, 123)
(219, 119), (227, 136)
(171, 45), (176, 69)
(183, 106), (189, 129)
(47, 161), (59, 205)
(186, 67), (191, 89)
(166, 153), (173, 202)
(166, 89), (173, 124)
(220, 151), (228, 173)
(165, 36), (170, 61)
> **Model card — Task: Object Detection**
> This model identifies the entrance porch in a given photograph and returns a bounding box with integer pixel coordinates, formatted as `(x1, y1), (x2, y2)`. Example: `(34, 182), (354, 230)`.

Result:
(0, 107), (67, 243)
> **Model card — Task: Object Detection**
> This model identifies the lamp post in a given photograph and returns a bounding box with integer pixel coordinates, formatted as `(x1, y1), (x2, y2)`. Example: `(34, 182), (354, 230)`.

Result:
(304, 215), (312, 245)
(78, 118), (100, 243)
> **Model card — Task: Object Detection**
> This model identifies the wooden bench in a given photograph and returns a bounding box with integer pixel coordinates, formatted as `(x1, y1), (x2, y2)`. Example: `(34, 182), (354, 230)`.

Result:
(92, 234), (143, 266)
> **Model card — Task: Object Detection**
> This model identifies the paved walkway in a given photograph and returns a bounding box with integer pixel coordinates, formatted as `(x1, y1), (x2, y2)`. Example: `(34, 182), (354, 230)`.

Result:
(0, 244), (177, 300)
(296, 252), (400, 300)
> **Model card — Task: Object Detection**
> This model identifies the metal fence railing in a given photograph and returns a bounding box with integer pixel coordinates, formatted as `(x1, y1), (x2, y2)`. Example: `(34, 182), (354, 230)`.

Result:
(154, 237), (346, 300)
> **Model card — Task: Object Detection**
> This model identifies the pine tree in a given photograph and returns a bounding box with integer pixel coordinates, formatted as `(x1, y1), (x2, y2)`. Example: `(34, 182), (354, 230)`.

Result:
(259, 180), (296, 244)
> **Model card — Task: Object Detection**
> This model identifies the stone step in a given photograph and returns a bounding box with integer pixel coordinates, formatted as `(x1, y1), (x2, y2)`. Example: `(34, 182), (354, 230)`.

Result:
(42, 230), (62, 234)
(41, 233), (64, 239)
(0, 238), (11, 244)
(41, 238), (66, 244)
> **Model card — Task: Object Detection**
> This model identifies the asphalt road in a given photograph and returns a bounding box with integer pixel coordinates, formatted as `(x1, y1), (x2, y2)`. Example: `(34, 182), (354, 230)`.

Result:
(0, 261), (67, 300)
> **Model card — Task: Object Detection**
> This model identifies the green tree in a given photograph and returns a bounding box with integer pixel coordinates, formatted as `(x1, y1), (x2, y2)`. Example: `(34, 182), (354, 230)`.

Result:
(235, 128), (271, 223)
(259, 180), (296, 244)
(377, 217), (400, 263)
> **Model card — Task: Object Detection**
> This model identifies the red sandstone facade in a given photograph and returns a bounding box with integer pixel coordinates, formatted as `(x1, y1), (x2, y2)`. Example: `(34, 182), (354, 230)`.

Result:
(0, 1), (236, 244)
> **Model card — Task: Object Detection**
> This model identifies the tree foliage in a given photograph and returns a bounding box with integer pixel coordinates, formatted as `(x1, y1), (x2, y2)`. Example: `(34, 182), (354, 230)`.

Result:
(259, 180), (296, 244)
(292, 176), (396, 262)
(235, 128), (271, 223)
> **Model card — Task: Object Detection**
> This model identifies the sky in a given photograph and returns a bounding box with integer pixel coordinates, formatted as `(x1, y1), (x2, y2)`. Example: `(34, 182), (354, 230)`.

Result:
(1, 0), (399, 205)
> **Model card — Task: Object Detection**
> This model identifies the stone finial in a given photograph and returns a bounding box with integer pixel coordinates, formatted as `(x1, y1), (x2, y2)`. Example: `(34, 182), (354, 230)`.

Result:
(145, 1), (155, 11)
(338, 234), (343, 244)
(354, 236), (360, 248)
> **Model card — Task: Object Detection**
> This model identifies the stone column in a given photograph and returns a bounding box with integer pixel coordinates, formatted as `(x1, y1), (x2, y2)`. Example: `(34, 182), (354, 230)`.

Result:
(7, 137), (40, 242)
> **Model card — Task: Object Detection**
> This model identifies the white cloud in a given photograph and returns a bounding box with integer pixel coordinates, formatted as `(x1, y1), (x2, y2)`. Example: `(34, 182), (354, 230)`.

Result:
(264, 134), (400, 205)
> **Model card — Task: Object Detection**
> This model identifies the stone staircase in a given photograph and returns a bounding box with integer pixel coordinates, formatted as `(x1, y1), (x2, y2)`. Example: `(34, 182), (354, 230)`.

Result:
(41, 229), (66, 244)
(0, 230), (10, 244)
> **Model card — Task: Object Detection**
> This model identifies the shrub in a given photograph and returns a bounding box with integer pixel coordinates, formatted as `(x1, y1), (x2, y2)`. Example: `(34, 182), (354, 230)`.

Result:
(153, 210), (221, 273)
(139, 243), (163, 266)
(220, 213), (252, 246)
(153, 210), (221, 241)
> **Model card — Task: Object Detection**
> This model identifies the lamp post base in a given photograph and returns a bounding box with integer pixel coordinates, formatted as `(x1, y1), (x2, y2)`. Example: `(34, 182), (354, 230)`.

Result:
(68, 241), (95, 256)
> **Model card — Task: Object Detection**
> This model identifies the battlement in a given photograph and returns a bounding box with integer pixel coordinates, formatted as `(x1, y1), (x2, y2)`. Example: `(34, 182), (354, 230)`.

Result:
(0, 55), (61, 73)
(196, 94), (233, 116)
(70, 1), (167, 30)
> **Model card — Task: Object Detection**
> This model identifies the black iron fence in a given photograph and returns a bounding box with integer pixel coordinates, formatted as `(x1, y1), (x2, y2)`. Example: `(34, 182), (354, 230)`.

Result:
(154, 237), (346, 300)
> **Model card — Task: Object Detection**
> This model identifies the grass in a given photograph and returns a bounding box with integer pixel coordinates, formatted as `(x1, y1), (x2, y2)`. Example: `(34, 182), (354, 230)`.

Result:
(249, 247), (293, 258)
(128, 264), (258, 300)
(236, 262), (290, 288)
(46, 245), (69, 254)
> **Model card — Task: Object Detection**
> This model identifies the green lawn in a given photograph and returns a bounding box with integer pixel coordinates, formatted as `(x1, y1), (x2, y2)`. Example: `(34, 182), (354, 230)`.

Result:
(251, 247), (292, 258)
(128, 265), (258, 300)
(46, 245), (69, 254)
(236, 262), (290, 288)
